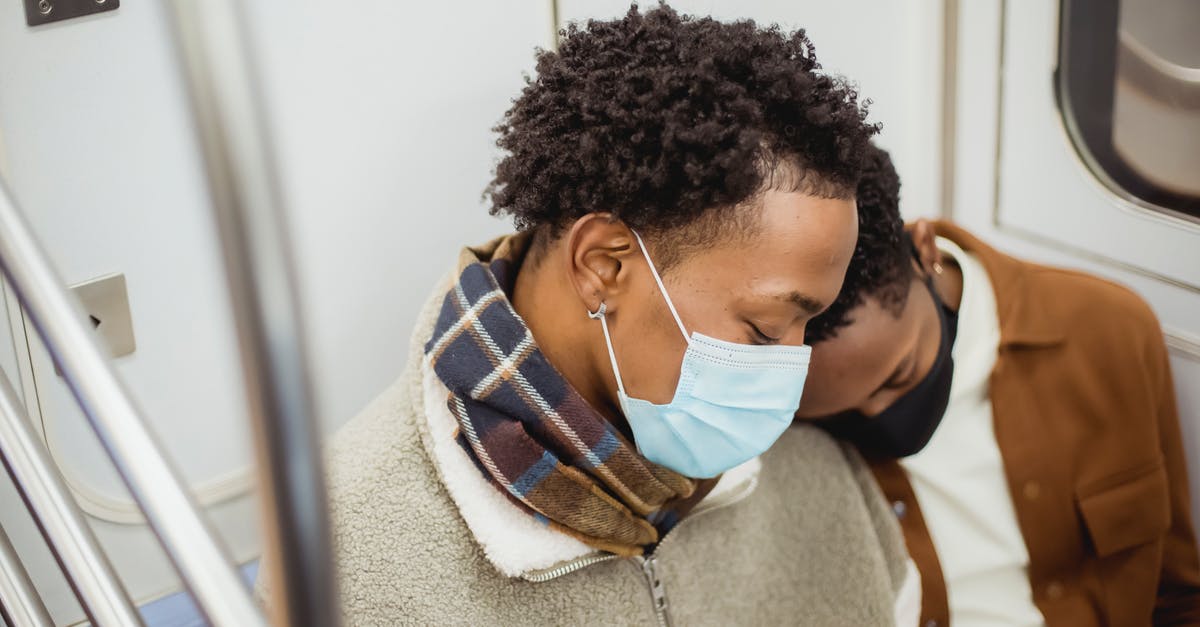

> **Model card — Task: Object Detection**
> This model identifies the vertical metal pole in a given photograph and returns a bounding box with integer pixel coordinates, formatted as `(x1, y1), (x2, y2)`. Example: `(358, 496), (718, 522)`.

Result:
(0, 369), (137, 627)
(0, 180), (262, 627)
(939, 0), (960, 219)
(165, 3), (342, 626)
(0, 522), (54, 627)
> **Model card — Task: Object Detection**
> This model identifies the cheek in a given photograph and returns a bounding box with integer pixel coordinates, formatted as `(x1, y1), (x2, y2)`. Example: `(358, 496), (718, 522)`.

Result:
(659, 274), (743, 342)
(797, 373), (853, 417)
(610, 295), (689, 404)
(796, 349), (882, 418)
(797, 361), (854, 417)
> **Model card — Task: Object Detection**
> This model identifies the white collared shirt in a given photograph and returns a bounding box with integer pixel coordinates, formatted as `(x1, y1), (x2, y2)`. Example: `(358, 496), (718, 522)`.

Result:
(899, 237), (1046, 627)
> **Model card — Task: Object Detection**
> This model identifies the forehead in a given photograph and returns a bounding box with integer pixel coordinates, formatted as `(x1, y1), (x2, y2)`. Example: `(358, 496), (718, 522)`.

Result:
(667, 191), (858, 302)
(813, 294), (917, 370)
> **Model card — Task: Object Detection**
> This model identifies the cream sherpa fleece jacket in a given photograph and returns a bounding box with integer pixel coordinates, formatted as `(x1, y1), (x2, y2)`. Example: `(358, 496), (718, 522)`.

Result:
(261, 273), (919, 626)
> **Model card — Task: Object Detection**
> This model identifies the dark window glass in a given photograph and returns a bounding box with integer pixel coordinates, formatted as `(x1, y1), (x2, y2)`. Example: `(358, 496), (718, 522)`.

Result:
(1057, 0), (1200, 220)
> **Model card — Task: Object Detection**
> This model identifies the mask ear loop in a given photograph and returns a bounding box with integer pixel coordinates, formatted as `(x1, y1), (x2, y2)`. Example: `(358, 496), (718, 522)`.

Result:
(588, 302), (628, 397)
(630, 230), (691, 344)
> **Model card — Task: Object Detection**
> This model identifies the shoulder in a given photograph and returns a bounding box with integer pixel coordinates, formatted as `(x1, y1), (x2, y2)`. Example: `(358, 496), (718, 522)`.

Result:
(323, 358), (444, 554)
(322, 274), (497, 622)
(1023, 264), (1163, 358)
(763, 425), (912, 608)
(938, 222), (1162, 354)
(767, 425), (907, 557)
(325, 375), (426, 492)
(325, 269), (457, 497)
(1029, 265), (1157, 327)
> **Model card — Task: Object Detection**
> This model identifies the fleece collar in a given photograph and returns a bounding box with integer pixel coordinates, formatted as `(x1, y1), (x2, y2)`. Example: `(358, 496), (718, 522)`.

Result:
(420, 356), (761, 578)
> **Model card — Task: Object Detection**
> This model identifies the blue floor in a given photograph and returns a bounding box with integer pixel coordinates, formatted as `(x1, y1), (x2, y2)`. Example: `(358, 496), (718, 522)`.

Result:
(135, 561), (260, 627)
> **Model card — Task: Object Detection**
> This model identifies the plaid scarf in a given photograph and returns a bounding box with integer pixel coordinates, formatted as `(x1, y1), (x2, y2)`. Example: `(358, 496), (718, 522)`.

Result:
(425, 233), (711, 556)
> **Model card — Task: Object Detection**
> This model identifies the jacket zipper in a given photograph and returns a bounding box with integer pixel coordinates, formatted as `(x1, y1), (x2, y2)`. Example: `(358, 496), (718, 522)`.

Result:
(521, 471), (760, 625)
(629, 472), (759, 626)
(520, 552), (620, 583)
(636, 554), (670, 627)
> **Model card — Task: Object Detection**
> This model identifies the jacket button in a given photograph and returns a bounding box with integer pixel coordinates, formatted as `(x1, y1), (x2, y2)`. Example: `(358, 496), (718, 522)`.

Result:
(1046, 581), (1065, 599)
(892, 500), (908, 519)
(1022, 480), (1041, 500)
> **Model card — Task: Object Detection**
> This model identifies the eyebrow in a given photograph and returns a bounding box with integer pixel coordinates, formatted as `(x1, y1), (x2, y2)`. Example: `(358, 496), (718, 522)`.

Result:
(777, 291), (826, 316)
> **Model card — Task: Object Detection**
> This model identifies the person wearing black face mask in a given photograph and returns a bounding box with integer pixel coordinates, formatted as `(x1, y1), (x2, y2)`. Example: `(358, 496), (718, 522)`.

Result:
(819, 243), (959, 459)
(794, 143), (1200, 627)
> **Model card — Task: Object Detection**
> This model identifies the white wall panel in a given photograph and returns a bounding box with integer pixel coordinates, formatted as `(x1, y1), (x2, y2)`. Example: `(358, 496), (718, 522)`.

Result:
(242, 1), (553, 430)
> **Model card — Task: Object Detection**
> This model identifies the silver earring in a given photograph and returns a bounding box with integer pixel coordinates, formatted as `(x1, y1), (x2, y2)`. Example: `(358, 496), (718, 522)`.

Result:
(588, 302), (607, 320)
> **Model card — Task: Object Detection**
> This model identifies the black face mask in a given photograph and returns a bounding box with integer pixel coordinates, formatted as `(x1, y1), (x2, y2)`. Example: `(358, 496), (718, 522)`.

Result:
(819, 278), (959, 458)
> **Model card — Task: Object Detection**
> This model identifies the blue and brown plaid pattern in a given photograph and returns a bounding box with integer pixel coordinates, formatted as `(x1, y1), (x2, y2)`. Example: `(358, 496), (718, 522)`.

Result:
(425, 233), (705, 556)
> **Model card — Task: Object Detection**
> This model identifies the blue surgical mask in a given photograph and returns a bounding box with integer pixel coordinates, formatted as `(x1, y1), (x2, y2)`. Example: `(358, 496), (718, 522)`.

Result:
(589, 231), (812, 478)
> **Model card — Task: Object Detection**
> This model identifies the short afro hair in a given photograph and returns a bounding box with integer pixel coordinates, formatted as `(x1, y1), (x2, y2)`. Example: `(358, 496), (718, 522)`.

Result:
(486, 3), (878, 265)
(805, 142), (914, 344)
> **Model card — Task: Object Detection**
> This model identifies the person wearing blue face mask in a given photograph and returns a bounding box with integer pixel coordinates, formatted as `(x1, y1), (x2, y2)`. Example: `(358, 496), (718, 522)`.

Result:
(796, 143), (1200, 626)
(588, 229), (814, 479)
(264, 6), (923, 626)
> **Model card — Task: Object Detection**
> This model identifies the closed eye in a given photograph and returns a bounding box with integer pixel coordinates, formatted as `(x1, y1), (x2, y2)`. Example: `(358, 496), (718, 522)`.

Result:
(748, 323), (782, 345)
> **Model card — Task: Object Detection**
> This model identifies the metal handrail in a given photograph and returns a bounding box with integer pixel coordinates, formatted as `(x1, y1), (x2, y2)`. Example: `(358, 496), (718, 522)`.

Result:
(167, 2), (342, 626)
(0, 365), (136, 626)
(0, 179), (264, 627)
(0, 511), (55, 627)
(0, 2), (339, 624)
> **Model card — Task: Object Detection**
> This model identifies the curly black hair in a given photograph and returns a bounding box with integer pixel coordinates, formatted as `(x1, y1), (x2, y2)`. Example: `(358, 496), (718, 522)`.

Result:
(805, 142), (914, 344)
(486, 3), (878, 268)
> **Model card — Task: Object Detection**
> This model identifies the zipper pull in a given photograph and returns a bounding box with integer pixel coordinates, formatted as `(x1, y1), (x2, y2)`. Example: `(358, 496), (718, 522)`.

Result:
(640, 555), (670, 625)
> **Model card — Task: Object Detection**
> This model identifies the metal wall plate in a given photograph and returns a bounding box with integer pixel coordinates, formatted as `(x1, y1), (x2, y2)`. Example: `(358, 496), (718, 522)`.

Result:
(56, 273), (135, 374)
(23, 0), (118, 27)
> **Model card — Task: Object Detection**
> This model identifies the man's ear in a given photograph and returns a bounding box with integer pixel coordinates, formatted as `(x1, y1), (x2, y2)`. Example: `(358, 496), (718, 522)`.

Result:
(908, 219), (943, 274)
(564, 213), (639, 315)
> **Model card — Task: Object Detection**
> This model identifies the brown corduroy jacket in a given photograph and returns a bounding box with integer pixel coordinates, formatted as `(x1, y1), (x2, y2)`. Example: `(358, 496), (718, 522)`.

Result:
(869, 221), (1200, 626)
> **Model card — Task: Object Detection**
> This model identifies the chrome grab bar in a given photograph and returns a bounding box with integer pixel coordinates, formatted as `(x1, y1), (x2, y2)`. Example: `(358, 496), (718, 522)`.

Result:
(167, 2), (342, 626)
(0, 493), (55, 627)
(0, 350), (136, 626)
(0, 179), (264, 627)
(0, 1), (339, 624)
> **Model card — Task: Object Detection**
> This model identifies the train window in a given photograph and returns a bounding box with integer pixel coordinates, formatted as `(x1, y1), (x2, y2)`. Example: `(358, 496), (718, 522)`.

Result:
(1057, 0), (1200, 220)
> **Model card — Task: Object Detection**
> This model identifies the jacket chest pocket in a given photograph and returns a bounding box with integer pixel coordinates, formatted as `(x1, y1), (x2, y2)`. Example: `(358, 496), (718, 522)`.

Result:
(1076, 460), (1170, 557)
(1074, 461), (1171, 625)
